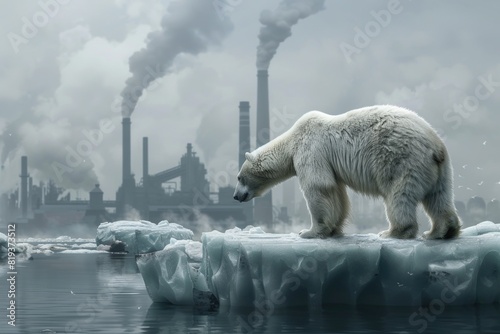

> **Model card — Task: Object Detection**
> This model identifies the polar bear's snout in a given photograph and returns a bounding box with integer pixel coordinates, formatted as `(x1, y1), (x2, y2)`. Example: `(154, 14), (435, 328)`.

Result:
(233, 184), (251, 202)
(233, 192), (248, 202)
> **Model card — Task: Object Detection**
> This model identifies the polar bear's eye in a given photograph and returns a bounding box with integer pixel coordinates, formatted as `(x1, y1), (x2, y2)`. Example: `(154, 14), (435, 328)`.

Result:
(237, 176), (241, 182)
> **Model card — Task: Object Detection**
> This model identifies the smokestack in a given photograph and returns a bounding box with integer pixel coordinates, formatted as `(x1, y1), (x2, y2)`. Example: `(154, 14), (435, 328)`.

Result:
(256, 70), (270, 147)
(143, 137), (149, 181)
(142, 136), (149, 219)
(254, 70), (273, 226)
(122, 117), (131, 183)
(119, 116), (134, 214)
(238, 101), (251, 168)
(238, 101), (254, 225)
(20, 156), (28, 218)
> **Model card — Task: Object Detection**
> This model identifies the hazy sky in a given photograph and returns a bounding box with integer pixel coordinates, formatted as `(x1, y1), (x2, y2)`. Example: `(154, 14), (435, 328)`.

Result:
(1, 0), (499, 204)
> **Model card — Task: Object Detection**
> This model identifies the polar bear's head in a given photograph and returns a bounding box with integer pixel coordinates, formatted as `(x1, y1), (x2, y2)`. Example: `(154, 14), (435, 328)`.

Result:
(233, 152), (271, 202)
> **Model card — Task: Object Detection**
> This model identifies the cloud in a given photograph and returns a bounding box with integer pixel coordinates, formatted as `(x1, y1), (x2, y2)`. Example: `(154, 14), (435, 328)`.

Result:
(0, 0), (499, 207)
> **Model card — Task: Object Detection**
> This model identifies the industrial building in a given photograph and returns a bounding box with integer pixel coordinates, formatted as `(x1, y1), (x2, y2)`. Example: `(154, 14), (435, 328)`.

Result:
(0, 67), (281, 234)
(0, 99), (264, 235)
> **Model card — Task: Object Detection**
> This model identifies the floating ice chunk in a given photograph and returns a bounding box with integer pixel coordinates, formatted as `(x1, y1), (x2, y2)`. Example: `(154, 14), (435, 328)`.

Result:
(96, 220), (193, 254)
(137, 239), (217, 309)
(38, 244), (68, 252)
(60, 249), (108, 254)
(18, 237), (95, 243)
(71, 243), (97, 249)
(14, 243), (33, 254)
(55, 236), (73, 242)
(137, 222), (500, 308)
(0, 233), (28, 253)
(461, 221), (500, 236)
(200, 224), (500, 308)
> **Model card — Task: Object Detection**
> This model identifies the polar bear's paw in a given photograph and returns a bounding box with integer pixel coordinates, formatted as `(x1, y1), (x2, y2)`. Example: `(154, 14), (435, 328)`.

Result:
(299, 229), (318, 239)
(378, 230), (392, 238)
(379, 227), (418, 239)
(422, 230), (441, 240)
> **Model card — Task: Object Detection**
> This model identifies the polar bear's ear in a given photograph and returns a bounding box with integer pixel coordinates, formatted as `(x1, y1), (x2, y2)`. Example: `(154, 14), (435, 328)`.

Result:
(245, 152), (256, 163)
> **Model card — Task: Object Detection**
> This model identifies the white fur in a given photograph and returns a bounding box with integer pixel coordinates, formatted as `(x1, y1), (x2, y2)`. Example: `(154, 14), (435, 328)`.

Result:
(233, 105), (461, 239)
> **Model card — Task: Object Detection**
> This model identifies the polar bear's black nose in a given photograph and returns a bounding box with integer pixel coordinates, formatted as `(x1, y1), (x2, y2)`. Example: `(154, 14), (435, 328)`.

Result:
(233, 195), (238, 201)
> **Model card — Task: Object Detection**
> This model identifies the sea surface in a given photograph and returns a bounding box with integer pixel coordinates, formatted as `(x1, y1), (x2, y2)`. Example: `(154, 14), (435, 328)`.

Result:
(1, 250), (500, 333)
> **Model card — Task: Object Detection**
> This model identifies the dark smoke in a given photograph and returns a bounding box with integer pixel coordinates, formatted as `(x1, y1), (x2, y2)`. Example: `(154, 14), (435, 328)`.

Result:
(120, 0), (234, 117)
(256, 0), (325, 70)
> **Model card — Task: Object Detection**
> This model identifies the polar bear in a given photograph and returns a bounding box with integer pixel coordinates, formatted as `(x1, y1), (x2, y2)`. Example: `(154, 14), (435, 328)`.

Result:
(233, 105), (461, 239)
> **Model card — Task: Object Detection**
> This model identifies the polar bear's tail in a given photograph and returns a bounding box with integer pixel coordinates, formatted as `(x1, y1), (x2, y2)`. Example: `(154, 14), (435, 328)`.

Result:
(422, 147), (462, 239)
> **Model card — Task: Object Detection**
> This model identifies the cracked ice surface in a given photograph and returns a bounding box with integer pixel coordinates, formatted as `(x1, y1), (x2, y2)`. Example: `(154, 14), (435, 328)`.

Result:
(137, 222), (500, 308)
(96, 220), (193, 254)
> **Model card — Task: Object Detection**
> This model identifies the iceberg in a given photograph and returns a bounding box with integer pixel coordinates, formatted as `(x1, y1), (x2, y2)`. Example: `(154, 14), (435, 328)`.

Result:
(137, 239), (217, 309)
(137, 222), (500, 308)
(96, 220), (193, 254)
(60, 249), (108, 254)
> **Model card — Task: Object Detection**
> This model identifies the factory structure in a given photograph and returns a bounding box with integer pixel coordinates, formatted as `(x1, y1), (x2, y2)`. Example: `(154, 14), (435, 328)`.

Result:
(0, 135), (248, 234)
(0, 71), (282, 234)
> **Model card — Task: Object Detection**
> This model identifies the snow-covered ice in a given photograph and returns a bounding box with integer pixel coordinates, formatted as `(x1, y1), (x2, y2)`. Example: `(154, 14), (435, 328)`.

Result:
(137, 222), (500, 308)
(96, 220), (193, 254)
(0, 232), (33, 254)
(19, 236), (94, 243)
(60, 249), (108, 254)
(71, 242), (97, 249)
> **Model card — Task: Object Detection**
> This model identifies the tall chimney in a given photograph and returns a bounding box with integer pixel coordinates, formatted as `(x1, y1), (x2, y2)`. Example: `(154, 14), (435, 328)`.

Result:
(255, 70), (273, 226)
(20, 156), (29, 218)
(256, 70), (270, 148)
(122, 117), (131, 183)
(142, 136), (149, 219)
(143, 137), (149, 182)
(238, 101), (253, 225)
(120, 116), (134, 213)
(238, 101), (251, 168)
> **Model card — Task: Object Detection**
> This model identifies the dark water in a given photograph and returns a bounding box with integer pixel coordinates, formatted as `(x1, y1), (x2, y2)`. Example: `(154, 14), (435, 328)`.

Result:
(1, 253), (500, 334)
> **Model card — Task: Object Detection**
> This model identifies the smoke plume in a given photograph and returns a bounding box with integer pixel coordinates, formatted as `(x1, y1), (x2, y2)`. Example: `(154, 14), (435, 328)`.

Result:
(121, 0), (234, 117)
(256, 0), (325, 70)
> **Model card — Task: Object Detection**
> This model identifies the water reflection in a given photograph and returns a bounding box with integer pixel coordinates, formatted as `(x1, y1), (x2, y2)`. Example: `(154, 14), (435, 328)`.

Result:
(142, 302), (500, 334)
(1, 252), (499, 334)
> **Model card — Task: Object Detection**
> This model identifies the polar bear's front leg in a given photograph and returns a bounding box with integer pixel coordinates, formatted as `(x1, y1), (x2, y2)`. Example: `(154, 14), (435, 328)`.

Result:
(299, 183), (349, 239)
